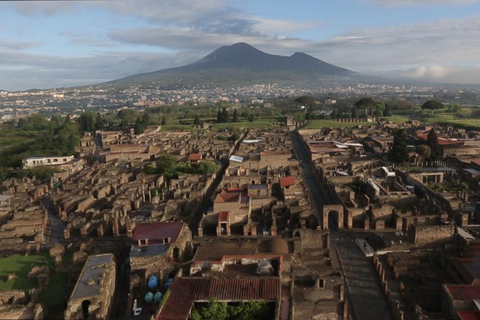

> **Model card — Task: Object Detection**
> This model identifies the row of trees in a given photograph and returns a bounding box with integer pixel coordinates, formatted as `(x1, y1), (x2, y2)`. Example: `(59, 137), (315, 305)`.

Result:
(388, 128), (441, 165)
(216, 108), (254, 123)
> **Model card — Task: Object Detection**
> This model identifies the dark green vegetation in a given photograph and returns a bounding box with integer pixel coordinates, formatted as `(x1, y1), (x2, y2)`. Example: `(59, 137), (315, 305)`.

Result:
(191, 300), (275, 320)
(0, 253), (53, 291)
(146, 154), (220, 180)
(388, 129), (409, 164)
(0, 114), (81, 181)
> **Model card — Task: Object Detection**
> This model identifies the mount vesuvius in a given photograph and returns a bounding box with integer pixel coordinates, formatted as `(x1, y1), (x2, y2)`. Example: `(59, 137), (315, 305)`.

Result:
(109, 43), (355, 85)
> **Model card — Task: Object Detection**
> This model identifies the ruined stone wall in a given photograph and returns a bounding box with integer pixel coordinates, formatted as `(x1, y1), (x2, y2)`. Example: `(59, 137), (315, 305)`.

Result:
(411, 224), (455, 244)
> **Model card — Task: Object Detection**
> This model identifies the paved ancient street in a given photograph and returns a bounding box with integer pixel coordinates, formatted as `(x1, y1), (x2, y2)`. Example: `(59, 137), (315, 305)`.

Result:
(290, 131), (393, 320)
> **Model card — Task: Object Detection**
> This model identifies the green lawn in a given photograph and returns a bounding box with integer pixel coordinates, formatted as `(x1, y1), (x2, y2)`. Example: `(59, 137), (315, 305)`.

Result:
(38, 273), (70, 307)
(439, 119), (480, 130)
(301, 120), (374, 129)
(161, 120), (277, 132)
(380, 116), (409, 124)
(0, 253), (53, 291)
(211, 120), (275, 130)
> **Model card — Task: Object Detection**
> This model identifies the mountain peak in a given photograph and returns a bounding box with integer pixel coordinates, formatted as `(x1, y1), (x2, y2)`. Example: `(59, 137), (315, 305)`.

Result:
(112, 43), (354, 84)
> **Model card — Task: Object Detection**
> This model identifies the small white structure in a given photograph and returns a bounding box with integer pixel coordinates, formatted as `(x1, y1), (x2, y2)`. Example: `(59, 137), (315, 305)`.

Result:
(23, 155), (75, 169)
(256, 260), (274, 276)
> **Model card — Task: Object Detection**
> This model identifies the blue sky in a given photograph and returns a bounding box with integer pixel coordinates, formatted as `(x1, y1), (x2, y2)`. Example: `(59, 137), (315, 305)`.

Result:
(1, 0), (480, 90)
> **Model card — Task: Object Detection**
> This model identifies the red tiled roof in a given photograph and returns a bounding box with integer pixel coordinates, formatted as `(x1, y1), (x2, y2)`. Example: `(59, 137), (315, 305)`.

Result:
(157, 280), (194, 320)
(471, 159), (480, 167)
(133, 222), (184, 243)
(280, 176), (295, 188)
(188, 153), (202, 161)
(458, 311), (480, 320)
(218, 211), (229, 222)
(450, 245), (480, 285)
(215, 191), (240, 203)
(178, 277), (280, 301)
(417, 134), (465, 146)
(445, 284), (480, 301)
(157, 278), (280, 320)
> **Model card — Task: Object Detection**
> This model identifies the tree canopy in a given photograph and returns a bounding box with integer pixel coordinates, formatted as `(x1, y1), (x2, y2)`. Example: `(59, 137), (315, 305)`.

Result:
(421, 100), (444, 110)
(295, 96), (315, 107)
(426, 128), (442, 162)
(388, 129), (409, 164)
(191, 301), (274, 320)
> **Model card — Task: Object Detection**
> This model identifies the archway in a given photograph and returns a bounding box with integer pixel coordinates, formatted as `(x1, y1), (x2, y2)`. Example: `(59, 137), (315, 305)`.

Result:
(82, 300), (91, 320)
(172, 247), (180, 260)
(307, 215), (319, 230)
(322, 205), (344, 230)
(328, 211), (339, 231)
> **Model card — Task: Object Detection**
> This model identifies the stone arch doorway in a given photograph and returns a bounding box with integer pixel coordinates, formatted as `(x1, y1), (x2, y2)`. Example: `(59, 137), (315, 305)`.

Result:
(322, 205), (344, 230)
(307, 215), (319, 230)
(82, 300), (91, 320)
(328, 211), (340, 231)
(172, 247), (180, 261)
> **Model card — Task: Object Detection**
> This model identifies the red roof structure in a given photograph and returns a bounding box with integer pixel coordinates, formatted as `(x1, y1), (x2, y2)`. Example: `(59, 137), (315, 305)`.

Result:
(215, 191), (240, 203)
(188, 153), (202, 161)
(218, 211), (230, 222)
(458, 311), (480, 320)
(157, 277), (280, 319)
(280, 176), (296, 188)
(450, 246), (480, 286)
(132, 222), (184, 244)
(444, 284), (480, 301)
(417, 134), (465, 146)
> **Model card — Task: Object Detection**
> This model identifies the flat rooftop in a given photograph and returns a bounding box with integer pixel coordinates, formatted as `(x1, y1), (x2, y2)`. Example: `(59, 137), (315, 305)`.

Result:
(193, 241), (257, 262)
(71, 254), (115, 300)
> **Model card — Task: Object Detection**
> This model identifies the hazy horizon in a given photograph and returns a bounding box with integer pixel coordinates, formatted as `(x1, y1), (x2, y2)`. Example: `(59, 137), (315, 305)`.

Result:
(1, 0), (480, 91)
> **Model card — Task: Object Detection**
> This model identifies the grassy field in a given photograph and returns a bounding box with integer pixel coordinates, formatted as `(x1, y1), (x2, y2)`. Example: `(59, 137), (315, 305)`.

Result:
(38, 273), (70, 307)
(161, 120), (278, 132)
(380, 116), (409, 124)
(301, 120), (373, 129)
(0, 253), (53, 291)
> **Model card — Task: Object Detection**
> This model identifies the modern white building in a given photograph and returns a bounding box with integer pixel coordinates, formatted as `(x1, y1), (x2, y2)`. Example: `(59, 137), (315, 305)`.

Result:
(23, 155), (75, 169)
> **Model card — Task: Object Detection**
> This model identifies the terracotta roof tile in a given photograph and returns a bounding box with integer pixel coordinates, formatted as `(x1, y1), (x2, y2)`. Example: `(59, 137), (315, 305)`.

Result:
(280, 176), (295, 188)
(133, 222), (184, 244)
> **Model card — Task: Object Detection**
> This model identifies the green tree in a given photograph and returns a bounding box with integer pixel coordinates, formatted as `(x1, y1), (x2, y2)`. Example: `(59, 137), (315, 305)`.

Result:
(117, 109), (140, 124)
(293, 112), (306, 128)
(446, 102), (461, 113)
(248, 113), (255, 122)
(330, 109), (337, 119)
(191, 301), (228, 320)
(221, 108), (229, 123)
(388, 129), (409, 164)
(156, 154), (178, 174)
(375, 102), (385, 117)
(383, 105), (392, 116)
(417, 144), (431, 165)
(193, 114), (201, 125)
(134, 117), (145, 135)
(351, 106), (357, 118)
(426, 128), (442, 162)
(79, 112), (98, 132)
(161, 115), (167, 125)
(232, 109), (239, 122)
(217, 110), (222, 123)
(195, 161), (219, 175)
(354, 97), (376, 116)
(421, 100), (444, 110)
(0, 167), (7, 183)
(295, 95), (315, 107)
